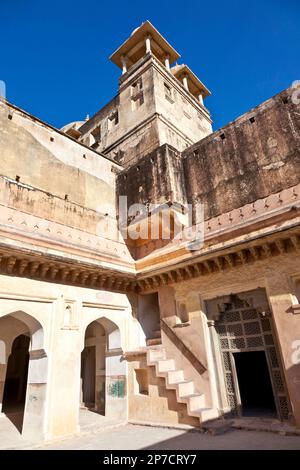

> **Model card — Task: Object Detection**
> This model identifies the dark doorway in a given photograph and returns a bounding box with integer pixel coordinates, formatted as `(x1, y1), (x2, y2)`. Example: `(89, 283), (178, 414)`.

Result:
(81, 345), (96, 408)
(2, 334), (30, 432)
(233, 351), (277, 417)
(138, 293), (161, 345)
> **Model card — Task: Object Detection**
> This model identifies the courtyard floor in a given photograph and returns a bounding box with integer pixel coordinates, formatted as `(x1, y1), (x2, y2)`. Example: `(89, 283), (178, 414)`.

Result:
(1, 409), (300, 450)
(37, 424), (300, 450)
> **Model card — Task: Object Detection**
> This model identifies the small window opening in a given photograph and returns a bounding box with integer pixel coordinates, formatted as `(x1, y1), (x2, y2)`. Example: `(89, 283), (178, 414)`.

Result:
(164, 82), (174, 102)
(108, 111), (119, 129)
(134, 368), (149, 395)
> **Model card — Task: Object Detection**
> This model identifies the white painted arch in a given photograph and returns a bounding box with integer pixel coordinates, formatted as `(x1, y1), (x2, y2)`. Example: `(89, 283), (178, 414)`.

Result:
(80, 315), (122, 353)
(0, 309), (45, 352)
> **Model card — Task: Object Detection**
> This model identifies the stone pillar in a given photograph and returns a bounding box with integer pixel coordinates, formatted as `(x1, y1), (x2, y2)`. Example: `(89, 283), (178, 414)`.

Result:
(266, 274), (300, 427)
(22, 349), (48, 442)
(198, 93), (204, 105)
(182, 74), (189, 91)
(145, 34), (151, 54)
(45, 299), (81, 440)
(164, 54), (170, 71)
(120, 55), (128, 75)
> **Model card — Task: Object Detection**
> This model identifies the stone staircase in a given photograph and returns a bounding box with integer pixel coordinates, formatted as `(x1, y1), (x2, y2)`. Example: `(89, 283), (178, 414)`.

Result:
(147, 345), (219, 424)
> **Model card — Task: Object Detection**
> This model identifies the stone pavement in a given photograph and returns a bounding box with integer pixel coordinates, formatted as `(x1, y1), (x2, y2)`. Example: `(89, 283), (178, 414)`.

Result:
(0, 408), (125, 450)
(36, 424), (300, 450)
(1, 410), (300, 450)
(0, 411), (33, 450)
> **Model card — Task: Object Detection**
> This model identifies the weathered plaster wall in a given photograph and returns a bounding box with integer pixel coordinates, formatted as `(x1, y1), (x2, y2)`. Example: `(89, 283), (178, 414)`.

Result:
(183, 87), (300, 220)
(0, 102), (119, 214)
(152, 62), (212, 147)
(117, 144), (186, 209)
(79, 59), (158, 166)
(117, 87), (300, 224)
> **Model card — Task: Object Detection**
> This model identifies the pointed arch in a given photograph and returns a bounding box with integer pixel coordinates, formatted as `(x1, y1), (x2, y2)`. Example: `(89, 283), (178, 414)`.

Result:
(0, 310), (47, 440)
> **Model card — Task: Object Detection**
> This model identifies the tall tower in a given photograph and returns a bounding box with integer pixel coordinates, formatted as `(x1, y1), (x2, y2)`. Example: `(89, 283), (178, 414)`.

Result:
(78, 21), (212, 167)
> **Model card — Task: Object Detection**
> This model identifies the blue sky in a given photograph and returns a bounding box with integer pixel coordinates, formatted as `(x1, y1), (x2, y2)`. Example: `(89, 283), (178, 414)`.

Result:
(0, 0), (299, 131)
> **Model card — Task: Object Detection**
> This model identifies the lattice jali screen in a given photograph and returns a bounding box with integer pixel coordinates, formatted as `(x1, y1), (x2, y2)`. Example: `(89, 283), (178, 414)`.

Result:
(216, 306), (290, 420)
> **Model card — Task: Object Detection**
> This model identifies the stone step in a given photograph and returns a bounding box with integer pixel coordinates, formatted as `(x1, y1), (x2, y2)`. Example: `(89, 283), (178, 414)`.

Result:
(190, 407), (219, 422)
(148, 350), (215, 425)
(147, 347), (166, 363)
(157, 359), (176, 372)
(178, 393), (206, 411)
(175, 381), (195, 397)
(167, 369), (185, 384)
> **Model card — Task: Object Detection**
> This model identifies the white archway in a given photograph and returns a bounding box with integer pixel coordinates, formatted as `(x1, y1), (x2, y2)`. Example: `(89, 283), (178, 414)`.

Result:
(0, 310), (47, 441)
(80, 316), (126, 422)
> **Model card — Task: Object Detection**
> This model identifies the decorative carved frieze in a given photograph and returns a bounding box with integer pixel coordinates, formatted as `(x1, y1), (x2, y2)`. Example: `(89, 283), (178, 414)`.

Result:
(0, 229), (299, 295)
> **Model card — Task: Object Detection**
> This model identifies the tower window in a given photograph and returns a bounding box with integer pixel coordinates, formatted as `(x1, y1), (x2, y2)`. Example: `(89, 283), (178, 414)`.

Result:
(164, 82), (174, 103)
(131, 78), (143, 94)
(108, 110), (119, 129)
(131, 79), (144, 110)
(91, 125), (101, 143)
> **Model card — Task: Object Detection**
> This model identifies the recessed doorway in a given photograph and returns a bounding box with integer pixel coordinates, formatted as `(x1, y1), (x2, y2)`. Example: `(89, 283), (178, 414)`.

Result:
(233, 351), (277, 417)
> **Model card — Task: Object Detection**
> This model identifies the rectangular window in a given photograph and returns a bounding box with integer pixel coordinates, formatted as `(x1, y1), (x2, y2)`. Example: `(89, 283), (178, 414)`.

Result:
(164, 82), (174, 103)
(131, 78), (143, 95)
(131, 78), (144, 110)
(134, 368), (149, 395)
(108, 110), (119, 130)
(91, 125), (101, 143)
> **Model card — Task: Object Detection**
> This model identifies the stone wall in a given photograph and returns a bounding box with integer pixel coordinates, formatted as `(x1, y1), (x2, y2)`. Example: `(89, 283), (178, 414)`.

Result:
(117, 87), (300, 223)
(117, 144), (186, 209)
(183, 87), (300, 220)
(0, 101), (119, 213)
